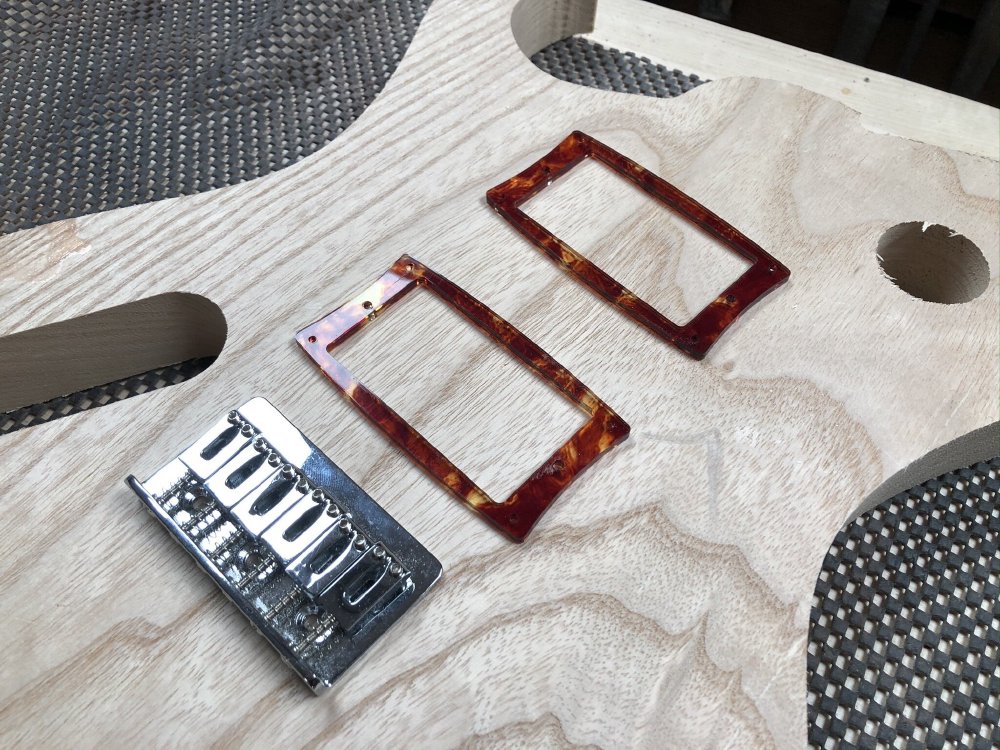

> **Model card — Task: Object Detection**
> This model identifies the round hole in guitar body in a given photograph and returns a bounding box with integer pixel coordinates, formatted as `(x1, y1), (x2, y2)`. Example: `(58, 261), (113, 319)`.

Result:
(877, 222), (989, 304)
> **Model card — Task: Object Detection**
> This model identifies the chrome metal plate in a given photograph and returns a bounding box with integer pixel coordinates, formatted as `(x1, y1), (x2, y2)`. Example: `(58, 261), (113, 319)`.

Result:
(126, 397), (441, 693)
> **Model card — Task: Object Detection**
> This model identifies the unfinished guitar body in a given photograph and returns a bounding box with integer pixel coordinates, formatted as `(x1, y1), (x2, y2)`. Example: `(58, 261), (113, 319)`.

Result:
(0, 0), (996, 747)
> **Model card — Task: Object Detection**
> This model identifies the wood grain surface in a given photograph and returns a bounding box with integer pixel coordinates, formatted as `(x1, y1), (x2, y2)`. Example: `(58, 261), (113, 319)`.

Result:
(0, 0), (997, 747)
(591, 0), (1000, 160)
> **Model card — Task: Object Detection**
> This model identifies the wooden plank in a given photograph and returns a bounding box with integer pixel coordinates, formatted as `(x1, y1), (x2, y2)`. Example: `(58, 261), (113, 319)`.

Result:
(590, 0), (1000, 159)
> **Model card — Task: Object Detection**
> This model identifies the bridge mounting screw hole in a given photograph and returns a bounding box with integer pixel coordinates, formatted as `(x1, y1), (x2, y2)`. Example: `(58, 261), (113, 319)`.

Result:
(877, 222), (988, 304)
(192, 496), (211, 513)
(299, 609), (322, 631)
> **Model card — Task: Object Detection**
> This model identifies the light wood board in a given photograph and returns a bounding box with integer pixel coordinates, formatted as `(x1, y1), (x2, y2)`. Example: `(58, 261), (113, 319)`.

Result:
(0, 0), (997, 747)
(590, 0), (1000, 160)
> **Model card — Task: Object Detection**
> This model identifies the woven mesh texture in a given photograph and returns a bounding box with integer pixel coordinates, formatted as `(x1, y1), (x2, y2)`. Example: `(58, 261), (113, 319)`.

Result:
(809, 460), (1000, 749)
(531, 36), (706, 97)
(1, 8), (996, 744)
(0, 358), (215, 436)
(1, 0), (432, 235)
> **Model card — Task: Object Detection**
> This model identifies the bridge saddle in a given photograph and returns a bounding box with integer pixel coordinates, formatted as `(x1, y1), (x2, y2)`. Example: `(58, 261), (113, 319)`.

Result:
(127, 397), (441, 693)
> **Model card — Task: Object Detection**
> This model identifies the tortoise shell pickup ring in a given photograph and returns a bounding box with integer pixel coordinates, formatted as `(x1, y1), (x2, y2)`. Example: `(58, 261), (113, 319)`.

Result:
(486, 131), (790, 360)
(295, 255), (631, 543)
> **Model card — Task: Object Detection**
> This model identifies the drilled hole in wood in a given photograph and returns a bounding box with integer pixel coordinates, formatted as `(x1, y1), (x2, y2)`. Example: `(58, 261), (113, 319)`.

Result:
(877, 222), (988, 304)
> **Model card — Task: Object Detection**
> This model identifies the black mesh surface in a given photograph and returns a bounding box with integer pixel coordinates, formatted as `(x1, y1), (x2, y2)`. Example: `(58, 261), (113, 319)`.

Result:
(0, 358), (215, 436)
(809, 459), (1000, 749)
(1, 7), (997, 745)
(532, 36), (706, 98)
(1, 0), (432, 235)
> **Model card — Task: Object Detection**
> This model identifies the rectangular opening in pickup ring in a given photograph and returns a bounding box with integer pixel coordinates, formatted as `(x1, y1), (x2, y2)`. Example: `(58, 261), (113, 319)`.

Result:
(486, 131), (790, 360)
(295, 255), (631, 543)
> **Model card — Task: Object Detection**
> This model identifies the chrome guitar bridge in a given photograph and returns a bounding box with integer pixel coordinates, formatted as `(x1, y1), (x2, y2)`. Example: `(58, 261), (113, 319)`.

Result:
(126, 397), (441, 693)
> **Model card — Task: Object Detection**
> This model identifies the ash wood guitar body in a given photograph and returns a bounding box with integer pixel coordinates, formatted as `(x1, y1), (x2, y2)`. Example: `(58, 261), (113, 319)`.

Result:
(0, 0), (997, 747)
